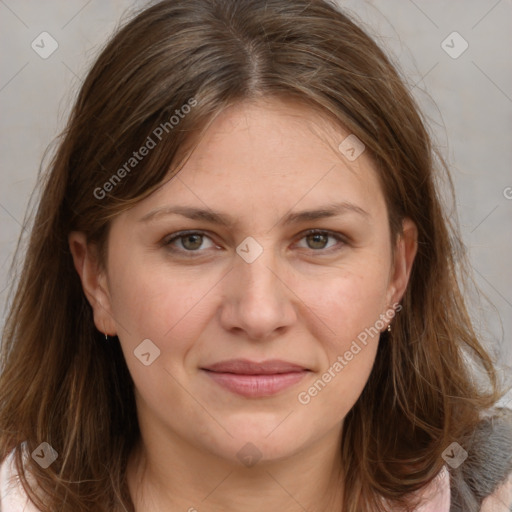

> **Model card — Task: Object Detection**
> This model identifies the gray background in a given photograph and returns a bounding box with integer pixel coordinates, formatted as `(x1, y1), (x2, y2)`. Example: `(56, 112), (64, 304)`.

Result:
(1, 0), (511, 404)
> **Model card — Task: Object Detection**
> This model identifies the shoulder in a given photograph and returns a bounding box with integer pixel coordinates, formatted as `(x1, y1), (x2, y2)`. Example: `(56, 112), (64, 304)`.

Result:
(0, 448), (42, 512)
(449, 406), (512, 512)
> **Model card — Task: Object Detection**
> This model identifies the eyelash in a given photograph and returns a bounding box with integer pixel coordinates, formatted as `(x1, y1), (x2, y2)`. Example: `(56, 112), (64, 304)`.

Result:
(161, 229), (348, 256)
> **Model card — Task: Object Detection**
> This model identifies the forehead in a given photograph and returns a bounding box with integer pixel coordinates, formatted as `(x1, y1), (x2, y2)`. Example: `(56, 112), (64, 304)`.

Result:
(124, 98), (386, 223)
(189, 98), (365, 179)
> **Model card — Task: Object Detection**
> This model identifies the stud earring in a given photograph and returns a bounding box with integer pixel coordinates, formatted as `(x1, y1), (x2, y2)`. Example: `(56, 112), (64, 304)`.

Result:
(387, 323), (392, 333)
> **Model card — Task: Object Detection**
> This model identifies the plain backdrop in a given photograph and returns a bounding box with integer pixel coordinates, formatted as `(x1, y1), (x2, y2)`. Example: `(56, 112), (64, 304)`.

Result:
(1, 0), (511, 404)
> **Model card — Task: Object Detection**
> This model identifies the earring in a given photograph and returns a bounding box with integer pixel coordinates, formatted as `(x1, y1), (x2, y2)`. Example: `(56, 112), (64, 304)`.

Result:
(387, 323), (392, 333)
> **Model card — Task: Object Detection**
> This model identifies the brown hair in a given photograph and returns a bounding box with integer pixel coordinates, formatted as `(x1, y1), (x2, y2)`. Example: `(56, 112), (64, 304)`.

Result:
(0, 0), (508, 510)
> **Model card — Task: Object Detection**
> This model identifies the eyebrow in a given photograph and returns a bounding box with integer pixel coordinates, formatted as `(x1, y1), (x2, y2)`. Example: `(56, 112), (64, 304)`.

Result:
(139, 201), (370, 228)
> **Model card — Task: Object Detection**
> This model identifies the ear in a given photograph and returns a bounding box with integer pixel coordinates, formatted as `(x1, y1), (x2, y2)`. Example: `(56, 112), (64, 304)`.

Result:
(386, 217), (418, 306)
(68, 231), (117, 336)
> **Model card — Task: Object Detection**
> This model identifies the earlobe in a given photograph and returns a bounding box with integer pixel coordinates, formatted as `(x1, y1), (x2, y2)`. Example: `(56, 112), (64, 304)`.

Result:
(68, 231), (117, 336)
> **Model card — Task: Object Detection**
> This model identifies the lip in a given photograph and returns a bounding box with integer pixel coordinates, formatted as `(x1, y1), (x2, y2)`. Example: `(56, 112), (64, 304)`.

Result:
(201, 359), (310, 398)
(203, 358), (308, 374)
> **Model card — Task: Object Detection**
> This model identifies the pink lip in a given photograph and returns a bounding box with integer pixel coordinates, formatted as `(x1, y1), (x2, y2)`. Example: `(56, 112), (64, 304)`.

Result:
(201, 359), (310, 398)
(203, 358), (308, 374)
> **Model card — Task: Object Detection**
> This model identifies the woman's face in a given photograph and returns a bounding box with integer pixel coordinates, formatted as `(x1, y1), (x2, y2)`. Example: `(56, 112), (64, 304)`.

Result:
(72, 98), (416, 467)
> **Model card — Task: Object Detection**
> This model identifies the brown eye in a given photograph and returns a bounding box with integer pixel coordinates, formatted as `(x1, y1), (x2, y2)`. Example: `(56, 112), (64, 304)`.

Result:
(296, 230), (346, 252)
(180, 233), (204, 250)
(163, 231), (216, 253)
(305, 233), (329, 250)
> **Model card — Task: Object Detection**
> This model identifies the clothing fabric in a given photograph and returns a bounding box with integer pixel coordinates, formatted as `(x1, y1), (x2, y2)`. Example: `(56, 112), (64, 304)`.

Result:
(0, 449), (39, 511)
(413, 464), (451, 511)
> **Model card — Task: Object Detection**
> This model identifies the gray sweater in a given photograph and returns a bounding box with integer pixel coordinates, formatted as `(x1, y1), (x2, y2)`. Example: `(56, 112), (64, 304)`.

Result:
(449, 407), (512, 511)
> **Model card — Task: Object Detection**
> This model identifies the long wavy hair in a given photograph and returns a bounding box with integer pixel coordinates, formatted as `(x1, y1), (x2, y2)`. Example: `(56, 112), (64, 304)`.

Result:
(0, 0), (508, 510)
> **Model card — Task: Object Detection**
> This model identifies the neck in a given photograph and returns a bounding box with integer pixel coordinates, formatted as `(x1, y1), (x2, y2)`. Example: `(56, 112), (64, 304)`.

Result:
(127, 425), (345, 511)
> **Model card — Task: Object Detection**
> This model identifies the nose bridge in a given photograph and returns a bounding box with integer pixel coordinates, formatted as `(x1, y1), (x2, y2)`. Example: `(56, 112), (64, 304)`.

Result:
(236, 234), (283, 306)
(220, 235), (297, 339)
(239, 242), (279, 296)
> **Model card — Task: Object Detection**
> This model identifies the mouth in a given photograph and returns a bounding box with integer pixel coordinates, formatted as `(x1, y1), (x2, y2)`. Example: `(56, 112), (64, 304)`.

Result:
(200, 359), (311, 398)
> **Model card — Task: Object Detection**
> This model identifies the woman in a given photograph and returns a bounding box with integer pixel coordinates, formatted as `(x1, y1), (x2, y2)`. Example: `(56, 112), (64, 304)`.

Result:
(1, 0), (511, 510)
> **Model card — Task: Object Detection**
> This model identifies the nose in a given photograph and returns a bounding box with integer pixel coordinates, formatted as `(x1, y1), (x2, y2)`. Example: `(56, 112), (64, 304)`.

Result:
(218, 240), (298, 342)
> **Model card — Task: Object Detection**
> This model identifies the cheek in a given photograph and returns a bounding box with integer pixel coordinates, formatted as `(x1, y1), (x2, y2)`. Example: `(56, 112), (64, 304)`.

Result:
(294, 271), (386, 417)
(304, 264), (390, 343)
(107, 258), (219, 355)
(106, 262), (218, 411)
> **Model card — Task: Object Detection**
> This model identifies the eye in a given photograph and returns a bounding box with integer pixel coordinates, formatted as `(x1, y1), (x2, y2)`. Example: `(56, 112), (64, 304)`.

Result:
(295, 229), (346, 252)
(162, 231), (217, 253)
(162, 229), (347, 256)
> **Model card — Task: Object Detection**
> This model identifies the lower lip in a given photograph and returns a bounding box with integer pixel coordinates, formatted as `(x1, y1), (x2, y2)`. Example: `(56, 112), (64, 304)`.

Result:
(202, 370), (308, 398)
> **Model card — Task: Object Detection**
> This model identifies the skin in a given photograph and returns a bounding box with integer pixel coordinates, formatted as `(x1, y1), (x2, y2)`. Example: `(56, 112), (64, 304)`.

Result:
(69, 98), (417, 511)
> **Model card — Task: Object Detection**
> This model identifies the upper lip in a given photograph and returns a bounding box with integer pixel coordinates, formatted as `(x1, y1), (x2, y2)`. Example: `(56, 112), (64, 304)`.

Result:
(202, 359), (309, 375)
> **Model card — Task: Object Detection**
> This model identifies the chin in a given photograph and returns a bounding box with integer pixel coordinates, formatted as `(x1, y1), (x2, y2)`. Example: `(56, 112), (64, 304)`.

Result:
(206, 418), (310, 465)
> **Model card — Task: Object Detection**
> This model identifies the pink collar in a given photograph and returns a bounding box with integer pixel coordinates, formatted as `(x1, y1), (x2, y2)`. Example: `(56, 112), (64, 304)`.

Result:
(412, 465), (451, 511)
